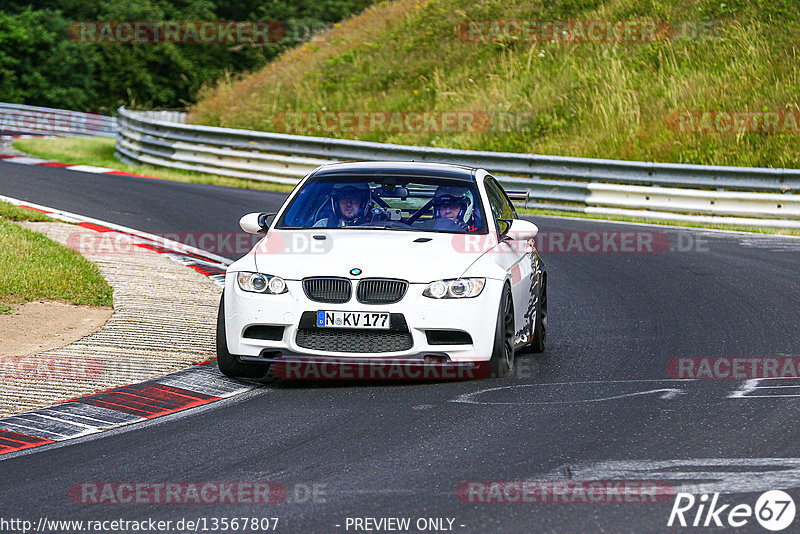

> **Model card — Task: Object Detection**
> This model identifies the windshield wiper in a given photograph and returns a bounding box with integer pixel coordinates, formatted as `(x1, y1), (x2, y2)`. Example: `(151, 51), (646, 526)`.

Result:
(355, 224), (410, 230)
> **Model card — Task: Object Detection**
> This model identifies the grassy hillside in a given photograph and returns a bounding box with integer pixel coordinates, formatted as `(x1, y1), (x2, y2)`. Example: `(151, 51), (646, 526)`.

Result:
(189, 0), (800, 168)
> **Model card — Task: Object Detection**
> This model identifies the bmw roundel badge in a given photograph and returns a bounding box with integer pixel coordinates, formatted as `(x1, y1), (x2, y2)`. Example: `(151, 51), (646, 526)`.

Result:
(350, 268), (362, 276)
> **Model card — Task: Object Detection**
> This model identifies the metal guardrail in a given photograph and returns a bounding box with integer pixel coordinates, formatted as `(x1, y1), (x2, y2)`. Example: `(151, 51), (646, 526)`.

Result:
(115, 109), (331, 185)
(3, 101), (796, 228)
(111, 107), (800, 228)
(0, 103), (117, 137)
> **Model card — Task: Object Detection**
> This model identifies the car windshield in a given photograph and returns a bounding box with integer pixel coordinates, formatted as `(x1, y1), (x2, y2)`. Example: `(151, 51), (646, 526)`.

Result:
(276, 175), (487, 233)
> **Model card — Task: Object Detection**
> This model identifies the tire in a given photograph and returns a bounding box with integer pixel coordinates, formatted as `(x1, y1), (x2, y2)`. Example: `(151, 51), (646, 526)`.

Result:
(530, 276), (547, 353)
(216, 294), (268, 379)
(489, 284), (515, 378)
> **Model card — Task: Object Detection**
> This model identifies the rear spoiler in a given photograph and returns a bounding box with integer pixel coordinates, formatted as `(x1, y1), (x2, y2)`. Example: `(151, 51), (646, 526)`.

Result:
(505, 190), (529, 202)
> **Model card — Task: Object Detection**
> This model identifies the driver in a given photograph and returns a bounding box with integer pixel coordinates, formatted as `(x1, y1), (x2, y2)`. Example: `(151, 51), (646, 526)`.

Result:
(314, 182), (371, 227)
(432, 185), (476, 230)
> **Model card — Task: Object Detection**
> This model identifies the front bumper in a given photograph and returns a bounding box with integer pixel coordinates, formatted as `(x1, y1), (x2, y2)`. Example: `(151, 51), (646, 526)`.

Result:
(223, 275), (502, 364)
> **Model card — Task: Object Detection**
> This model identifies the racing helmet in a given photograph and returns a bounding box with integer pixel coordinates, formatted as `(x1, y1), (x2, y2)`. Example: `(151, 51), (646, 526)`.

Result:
(331, 182), (371, 222)
(433, 185), (472, 224)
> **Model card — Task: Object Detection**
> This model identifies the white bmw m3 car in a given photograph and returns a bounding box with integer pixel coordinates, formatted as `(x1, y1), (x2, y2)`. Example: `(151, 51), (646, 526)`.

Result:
(217, 162), (547, 380)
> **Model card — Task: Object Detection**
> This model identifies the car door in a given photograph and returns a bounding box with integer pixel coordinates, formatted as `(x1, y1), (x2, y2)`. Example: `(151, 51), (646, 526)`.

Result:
(484, 176), (535, 344)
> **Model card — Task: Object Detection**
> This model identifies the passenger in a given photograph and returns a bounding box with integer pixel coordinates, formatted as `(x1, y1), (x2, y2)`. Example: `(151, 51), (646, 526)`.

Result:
(432, 185), (477, 231)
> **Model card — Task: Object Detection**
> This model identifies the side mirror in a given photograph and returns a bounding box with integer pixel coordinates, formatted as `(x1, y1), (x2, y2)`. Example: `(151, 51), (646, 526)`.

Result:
(239, 212), (275, 234)
(497, 218), (513, 239)
(505, 219), (538, 241)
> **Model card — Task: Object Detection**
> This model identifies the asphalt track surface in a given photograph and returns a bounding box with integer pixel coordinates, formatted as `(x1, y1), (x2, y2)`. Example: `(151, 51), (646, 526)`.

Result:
(2, 162), (800, 533)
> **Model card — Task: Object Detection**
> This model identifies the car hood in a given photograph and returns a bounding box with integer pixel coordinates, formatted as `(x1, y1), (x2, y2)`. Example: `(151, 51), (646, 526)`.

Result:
(251, 229), (497, 283)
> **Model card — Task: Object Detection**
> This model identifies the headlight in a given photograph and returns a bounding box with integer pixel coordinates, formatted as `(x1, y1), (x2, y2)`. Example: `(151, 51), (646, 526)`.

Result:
(237, 272), (288, 294)
(423, 278), (485, 299)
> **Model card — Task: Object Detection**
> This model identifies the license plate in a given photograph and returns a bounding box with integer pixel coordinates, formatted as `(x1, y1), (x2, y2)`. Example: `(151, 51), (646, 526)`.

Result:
(317, 311), (390, 329)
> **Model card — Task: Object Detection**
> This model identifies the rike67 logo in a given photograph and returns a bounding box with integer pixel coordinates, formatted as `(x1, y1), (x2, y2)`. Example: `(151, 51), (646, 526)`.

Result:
(668, 491), (796, 531)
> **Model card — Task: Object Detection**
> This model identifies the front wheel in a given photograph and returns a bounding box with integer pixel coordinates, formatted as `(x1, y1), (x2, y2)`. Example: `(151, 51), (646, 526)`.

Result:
(489, 284), (515, 378)
(217, 294), (268, 379)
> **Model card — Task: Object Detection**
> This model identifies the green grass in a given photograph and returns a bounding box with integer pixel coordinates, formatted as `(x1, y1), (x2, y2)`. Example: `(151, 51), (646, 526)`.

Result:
(12, 137), (296, 193)
(0, 202), (54, 223)
(0, 202), (114, 314)
(190, 0), (800, 169)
